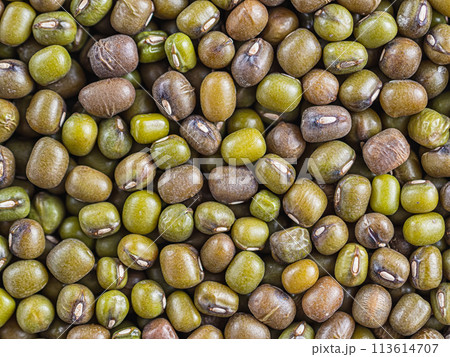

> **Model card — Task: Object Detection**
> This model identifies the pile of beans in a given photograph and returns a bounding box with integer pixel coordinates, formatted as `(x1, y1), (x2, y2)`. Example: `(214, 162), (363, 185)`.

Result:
(0, 0), (449, 339)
